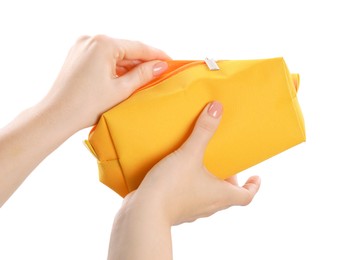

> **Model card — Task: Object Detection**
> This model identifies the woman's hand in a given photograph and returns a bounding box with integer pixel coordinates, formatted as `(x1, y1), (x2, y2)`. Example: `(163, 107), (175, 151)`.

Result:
(0, 35), (169, 207)
(108, 102), (261, 260)
(45, 35), (170, 131)
(130, 101), (260, 225)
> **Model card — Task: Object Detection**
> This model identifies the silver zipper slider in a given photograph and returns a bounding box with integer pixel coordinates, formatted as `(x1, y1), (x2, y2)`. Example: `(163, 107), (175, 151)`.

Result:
(204, 58), (220, 71)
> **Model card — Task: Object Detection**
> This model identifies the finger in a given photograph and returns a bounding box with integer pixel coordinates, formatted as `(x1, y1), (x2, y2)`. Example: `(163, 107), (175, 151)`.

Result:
(115, 39), (171, 61)
(117, 59), (142, 69)
(116, 60), (146, 77)
(225, 175), (239, 186)
(179, 101), (223, 160)
(115, 66), (128, 77)
(116, 60), (168, 95)
(226, 175), (261, 206)
(242, 175), (261, 200)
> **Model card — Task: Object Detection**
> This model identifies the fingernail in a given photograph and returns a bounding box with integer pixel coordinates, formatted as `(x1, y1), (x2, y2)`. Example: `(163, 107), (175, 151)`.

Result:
(152, 61), (168, 77)
(208, 101), (223, 118)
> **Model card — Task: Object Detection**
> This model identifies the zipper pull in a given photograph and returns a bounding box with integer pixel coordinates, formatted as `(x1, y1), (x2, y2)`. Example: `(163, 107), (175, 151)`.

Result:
(204, 58), (220, 71)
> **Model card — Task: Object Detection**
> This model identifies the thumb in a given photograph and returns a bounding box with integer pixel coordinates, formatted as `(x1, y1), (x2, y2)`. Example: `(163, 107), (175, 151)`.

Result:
(116, 60), (168, 95)
(180, 101), (223, 160)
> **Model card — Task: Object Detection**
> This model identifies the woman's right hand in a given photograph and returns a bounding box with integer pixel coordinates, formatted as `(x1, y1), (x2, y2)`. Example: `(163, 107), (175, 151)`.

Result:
(108, 101), (261, 260)
(124, 101), (261, 225)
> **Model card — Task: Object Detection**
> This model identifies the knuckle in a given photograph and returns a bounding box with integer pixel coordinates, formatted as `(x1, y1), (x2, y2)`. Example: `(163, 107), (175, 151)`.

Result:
(90, 34), (109, 46)
(240, 192), (253, 206)
(136, 64), (149, 80)
(134, 40), (144, 45)
(134, 40), (148, 53)
(133, 40), (145, 48)
(76, 35), (90, 43)
(197, 118), (216, 134)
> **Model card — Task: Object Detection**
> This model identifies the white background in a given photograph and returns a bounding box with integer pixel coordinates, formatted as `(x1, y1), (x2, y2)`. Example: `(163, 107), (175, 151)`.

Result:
(0, 0), (346, 259)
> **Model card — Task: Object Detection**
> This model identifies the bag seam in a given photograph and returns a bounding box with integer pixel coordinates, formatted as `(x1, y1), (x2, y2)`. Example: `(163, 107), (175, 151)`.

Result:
(103, 115), (130, 194)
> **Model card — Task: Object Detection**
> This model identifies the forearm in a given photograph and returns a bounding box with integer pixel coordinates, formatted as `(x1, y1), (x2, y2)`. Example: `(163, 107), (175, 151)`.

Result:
(0, 36), (170, 208)
(108, 194), (173, 260)
(0, 99), (80, 207)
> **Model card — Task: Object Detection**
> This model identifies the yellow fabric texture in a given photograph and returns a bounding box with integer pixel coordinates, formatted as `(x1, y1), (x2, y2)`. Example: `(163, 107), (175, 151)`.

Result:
(85, 58), (305, 197)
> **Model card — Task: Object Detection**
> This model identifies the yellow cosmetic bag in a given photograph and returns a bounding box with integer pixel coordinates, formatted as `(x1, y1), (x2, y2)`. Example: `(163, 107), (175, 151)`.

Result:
(85, 57), (305, 197)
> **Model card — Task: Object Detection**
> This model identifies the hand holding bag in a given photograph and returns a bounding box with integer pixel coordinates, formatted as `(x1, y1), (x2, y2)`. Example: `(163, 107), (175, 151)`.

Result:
(85, 57), (305, 197)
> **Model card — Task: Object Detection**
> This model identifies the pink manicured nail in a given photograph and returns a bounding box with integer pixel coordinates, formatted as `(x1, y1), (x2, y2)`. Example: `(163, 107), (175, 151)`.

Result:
(208, 101), (223, 118)
(152, 61), (168, 77)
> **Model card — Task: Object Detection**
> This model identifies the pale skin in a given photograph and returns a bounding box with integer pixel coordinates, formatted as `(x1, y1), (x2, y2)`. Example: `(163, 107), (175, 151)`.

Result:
(0, 35), (261, 260)
(0, 35), (170, 207)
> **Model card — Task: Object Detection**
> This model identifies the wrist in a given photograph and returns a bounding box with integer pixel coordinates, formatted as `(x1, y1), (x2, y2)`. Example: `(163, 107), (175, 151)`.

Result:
(35, 95), (84, 136)
(108, 193), (173, 260)
(120, 192), (172, 228)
